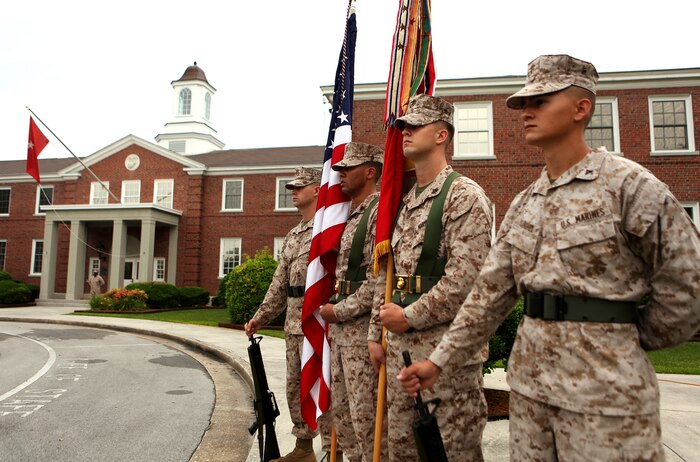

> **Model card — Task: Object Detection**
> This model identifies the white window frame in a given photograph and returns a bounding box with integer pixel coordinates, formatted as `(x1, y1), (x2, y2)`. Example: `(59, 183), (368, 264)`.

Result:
(219, 238), (242, 278)
(0, 240), (6, 270)
(273, 237), (285, 261)
(681, 201), (700, 230)
(35, 185), (54, 215)
(0, 187), (10, 216)
(153, 257), (166, 281)
(275, 177), (295, 211)
(30, 239), (43, 276)
(452, 101), (495, 160)
(121, 180), (141, 204)
(89, 257), (101, 275)
(205, 92), (211, 120)
(153, 179), (174, 209)
(90, 181), (110, 205)
(221, 179), (244, 212)
(585, 97), (622, 155)
(649, 95), (697, 156)
(179, 88), (192, 115)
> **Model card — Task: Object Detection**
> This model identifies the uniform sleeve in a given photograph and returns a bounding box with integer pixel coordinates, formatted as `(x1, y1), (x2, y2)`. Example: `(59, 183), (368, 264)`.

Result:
(625, 177), (700, 350)
(252, 236), (290, 327)
(429, 199), (522, 369)
(402, 184), (492, 330)
(334, 208), (378, 322)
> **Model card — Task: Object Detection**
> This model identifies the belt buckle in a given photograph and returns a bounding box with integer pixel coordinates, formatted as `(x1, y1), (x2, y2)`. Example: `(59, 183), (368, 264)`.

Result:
(395, 274), (408, 292)
(543, 294), (568, 321)
(524, 292), (543, 318)
(334, 280), (340, 293)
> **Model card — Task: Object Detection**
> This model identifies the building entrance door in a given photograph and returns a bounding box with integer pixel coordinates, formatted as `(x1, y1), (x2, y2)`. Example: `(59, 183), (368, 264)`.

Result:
(124, 258), (140, 285)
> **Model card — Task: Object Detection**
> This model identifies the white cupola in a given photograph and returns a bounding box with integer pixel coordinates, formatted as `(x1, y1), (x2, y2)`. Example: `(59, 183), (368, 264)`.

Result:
(155, 62), (225, 155)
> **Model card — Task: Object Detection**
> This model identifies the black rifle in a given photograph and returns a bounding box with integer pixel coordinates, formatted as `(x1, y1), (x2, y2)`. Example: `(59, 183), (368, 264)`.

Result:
(248, 335), (281, 462)
(402, 351), (449, 462)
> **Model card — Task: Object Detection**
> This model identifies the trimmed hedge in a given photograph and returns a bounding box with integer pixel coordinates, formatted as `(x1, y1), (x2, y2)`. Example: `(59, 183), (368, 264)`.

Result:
(226, 249), (283, 325)
(0, 280), (33, 304)
(0, 271), (12, 281)
(179, 286), (210, 307)
(125, 282), (180, 309)
(483, 298), (524, 374)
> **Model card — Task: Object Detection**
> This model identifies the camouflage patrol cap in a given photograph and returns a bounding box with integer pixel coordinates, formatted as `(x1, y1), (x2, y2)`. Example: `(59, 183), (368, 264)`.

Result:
(506, 54), (599, 109)
(285, 167), (322, 189)
(394, 94), (454, 130)
(332, 142), (384, 170)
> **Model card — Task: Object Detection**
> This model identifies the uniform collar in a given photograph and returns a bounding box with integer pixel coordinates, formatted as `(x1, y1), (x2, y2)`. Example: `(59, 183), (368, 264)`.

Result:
(532, 148), (607, 195)
(349, 191), (379, 218)
(404, 165), (453, 209)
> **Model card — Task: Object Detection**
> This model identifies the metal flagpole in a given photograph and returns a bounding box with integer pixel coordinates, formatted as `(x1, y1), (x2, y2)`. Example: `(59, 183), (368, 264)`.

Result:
(26, 107), (121, 204)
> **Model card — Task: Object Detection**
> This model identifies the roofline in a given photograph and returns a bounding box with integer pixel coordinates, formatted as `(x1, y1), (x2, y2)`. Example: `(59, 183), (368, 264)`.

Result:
(322, 67), (700, 101)
(194, 163), (324, 176)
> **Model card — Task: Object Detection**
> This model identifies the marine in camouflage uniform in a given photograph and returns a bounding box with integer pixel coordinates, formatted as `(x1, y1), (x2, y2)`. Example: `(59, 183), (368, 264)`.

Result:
(369, 95), (493, 461)
(245, 167), (331, 462)
(400, 55), (700, 461)
(319, 142), (387, 462)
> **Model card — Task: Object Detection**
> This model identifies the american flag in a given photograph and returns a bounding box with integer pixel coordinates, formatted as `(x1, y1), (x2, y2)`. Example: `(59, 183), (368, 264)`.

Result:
(300, 9), (357, 430)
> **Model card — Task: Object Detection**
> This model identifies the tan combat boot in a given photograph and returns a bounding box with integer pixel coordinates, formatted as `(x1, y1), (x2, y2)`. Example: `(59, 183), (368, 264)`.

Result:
(271, 438), (316, 462)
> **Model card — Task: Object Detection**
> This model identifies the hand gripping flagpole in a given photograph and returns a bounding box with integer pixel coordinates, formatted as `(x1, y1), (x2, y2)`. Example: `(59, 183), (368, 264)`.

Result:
(26, 107), (121, 204)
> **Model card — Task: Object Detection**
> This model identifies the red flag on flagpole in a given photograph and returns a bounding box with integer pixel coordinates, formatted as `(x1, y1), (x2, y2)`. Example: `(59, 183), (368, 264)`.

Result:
(374, 0), (436, 272)
(300, 8), (357, 430)
(27, 117), (49, 183)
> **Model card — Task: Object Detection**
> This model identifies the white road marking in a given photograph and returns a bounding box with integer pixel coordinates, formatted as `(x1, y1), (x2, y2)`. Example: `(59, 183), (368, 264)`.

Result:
(0, 332), (57, 403)
(52, 344), (160, 349)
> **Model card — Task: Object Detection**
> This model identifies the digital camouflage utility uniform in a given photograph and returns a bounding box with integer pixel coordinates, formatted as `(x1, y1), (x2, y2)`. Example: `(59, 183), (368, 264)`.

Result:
(329, 191), (387, 462)
(370, 165), (493, 461)
(430, 149), (700, 461)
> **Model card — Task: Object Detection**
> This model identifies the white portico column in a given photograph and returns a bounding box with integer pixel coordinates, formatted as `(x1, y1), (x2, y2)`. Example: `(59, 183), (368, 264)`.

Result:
(167, 226), (178, 285)
(139, 219), (156, 282)
(39, 219), (59, 300)
(109, 219), (127, 290)
(65, 220), (87, 300)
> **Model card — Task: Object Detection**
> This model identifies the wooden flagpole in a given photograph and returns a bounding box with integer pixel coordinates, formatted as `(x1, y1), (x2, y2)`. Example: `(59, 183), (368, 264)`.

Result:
(372, 254), (393, 461)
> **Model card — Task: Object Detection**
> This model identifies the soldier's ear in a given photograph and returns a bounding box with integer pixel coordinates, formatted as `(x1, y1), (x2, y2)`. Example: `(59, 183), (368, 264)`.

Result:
(312, 185), (320, 198)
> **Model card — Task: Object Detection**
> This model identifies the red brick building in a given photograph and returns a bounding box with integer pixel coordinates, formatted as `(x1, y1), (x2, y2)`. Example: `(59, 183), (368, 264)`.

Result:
(0, 64), (698, 302)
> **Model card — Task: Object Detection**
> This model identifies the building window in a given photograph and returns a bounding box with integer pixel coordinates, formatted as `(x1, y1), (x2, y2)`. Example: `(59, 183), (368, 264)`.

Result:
(31, 240), (43, 276)
(276, 178), (295, 211)
(89, 257), (101, 275)
(222, 179), (244, 212)
(219, 238), (242, 277)
(153, 257), (166, 281)
(179, 88), (192, 115)
(273, 237), (285, 261)
(453, 102), (495, 159)
(205, 93), (211, 120)
(0, 188), (10, 215)
(0, 240), (6, 270)
(154, 179), (174, 208)
(35, 185), (54, 215)
(585, 97), (620, 154)
(90, 182), (110, 205)
(649, 95), (696, 155)
(121, 180), (141, 204)
(681, 201), (700, 230)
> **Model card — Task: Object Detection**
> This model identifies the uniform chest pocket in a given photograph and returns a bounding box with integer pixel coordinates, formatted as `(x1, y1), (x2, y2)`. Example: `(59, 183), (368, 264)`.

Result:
(556, 217), (616, 250)
(504, 224), (539, 272)
(556, 217), (619, 277)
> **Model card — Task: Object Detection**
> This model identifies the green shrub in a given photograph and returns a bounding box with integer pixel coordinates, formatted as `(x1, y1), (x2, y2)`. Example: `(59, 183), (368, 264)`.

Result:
(226, 249), (281, 325)
(89, 295), (114, 310)
(179, 286), (210, 307)
(27, 284), (40, 301)
(211, 277), (228, 307)
(0, 280), (32, 304)
(0, 270), (12, 281)
(483, 298), (524, 375)
(125, 282), (180, 309)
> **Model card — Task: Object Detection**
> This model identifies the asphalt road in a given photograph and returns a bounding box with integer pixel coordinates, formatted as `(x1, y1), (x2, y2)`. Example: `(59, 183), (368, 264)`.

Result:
(0, 322), (215, 462)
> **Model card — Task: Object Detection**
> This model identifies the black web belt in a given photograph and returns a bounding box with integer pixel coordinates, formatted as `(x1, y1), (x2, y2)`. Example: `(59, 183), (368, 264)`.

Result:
(285, 285), (305, 298)
(524, 292), (638, 324)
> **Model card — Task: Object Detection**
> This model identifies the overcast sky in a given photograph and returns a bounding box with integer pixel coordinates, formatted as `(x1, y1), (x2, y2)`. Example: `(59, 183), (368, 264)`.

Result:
(1, 0), (697, 162)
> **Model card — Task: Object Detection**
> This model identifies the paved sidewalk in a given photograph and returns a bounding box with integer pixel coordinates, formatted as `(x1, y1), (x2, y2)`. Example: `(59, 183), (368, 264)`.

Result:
(1, 306), (698, 461)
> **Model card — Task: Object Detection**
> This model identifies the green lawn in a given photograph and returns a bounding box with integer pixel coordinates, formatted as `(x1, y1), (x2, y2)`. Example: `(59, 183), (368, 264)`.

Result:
(71, 308), (285, 339)
(646, 342), (700, 375)
(70, 309), (699, 374)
